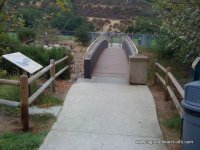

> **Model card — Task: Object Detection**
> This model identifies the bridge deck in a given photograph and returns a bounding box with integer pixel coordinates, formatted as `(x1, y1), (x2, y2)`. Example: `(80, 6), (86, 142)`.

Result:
(92, 46), (129, 79)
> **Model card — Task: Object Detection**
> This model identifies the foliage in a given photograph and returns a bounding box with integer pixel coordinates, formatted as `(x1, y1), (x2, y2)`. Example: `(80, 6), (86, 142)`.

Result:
(36, 95), (63, 108)
(16, 8), (42, 28)
(1, 45), (72, 79)
(56, 0), (71, 13)
(0, 85), (20, 101)
(51, 12), (94, 35)
(51, 14), (85, 31)
(164, 116), (182, 132)
(75, 24), (92, 45)
(125, 17), (160, 33)
(0, 105), (20, 115)
(0, 131), (47, 150)
(0, 70), (7, 78)
(0, 1), (21, 77)
(17, 28), (36, 44)
(153, 0), (200, 63)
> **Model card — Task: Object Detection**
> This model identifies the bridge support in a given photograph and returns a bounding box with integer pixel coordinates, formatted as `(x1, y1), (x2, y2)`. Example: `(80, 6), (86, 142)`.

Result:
(84, 58), (92, 79)
(129, 55), (149, 85)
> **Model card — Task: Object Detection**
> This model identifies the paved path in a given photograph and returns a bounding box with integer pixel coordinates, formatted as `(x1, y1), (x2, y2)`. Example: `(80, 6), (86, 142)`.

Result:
(40, 77), (167, 150)
(92, 46), (129, 79)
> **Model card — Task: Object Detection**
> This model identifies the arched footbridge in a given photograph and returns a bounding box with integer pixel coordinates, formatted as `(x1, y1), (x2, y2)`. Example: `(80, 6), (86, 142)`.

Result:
(40, 34), (167, 150)
(84, 34), (139, 81)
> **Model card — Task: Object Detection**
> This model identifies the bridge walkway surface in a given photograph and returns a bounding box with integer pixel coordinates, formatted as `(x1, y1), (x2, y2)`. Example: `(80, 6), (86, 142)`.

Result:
(93, 45), (129, 79)
(40, 45), (167, 150)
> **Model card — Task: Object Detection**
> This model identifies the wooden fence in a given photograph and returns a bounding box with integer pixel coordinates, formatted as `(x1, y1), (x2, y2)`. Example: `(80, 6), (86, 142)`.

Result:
(0, 55), (69, 131)
(154, 60), (184, 119)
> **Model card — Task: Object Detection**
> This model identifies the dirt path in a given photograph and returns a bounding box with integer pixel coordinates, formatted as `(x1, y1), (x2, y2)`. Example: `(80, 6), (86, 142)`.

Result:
(150, 84), (182, 150)
(60, 40), (87, 80)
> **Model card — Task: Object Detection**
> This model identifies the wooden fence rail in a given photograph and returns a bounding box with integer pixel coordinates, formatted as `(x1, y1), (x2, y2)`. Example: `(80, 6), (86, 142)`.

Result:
(0, 54), (69, 131)
(154, 60), (184, 118)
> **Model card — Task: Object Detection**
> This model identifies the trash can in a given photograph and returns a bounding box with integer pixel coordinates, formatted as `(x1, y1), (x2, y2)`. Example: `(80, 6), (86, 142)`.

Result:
(129, 55), (148, 84)
(181, 81), (200, 150)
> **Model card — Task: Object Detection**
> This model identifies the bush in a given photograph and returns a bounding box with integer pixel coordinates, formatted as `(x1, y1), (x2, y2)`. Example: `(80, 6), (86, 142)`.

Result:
(75, 24), (91, 46)
(1, 45), (73, 79)
(51, 14), (86, 31)
(18, 46), (73, 79)
(153, 0), (200, 64)
(125, 17), (160, 34)
(0, 85), (20, 102)
(17, 28), (36, 44)
(16, 8), (42, 28)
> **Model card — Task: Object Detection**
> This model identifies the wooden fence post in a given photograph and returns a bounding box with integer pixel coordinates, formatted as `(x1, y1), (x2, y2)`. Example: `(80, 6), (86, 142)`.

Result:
(154, 59), (158, 84)
(20, 75), (29, 131)
(165, 67), (171, 101)
(50, 59), (56, 93)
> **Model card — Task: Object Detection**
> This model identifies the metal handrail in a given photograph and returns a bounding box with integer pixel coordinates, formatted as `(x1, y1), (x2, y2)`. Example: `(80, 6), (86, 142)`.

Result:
(86, 33), (108, 56)
(124, 36), (139, 55)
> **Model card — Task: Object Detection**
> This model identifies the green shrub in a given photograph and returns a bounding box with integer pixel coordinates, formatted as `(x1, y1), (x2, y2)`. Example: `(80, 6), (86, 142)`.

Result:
(1, 45), (72, 79)
(75, 24), (91, 46)
(36, 95), (63, 108)
(0, 85), (20, 102)
(0, 70), (7, 78)
(0, 131), (47, 150)
(17, 28), (36, 44)
(16, 8), (42, 28)
(164, 116), (182, 132)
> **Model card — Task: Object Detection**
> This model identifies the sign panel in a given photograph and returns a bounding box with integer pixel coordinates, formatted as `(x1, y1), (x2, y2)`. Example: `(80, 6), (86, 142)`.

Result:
(3, 52), (43, 74)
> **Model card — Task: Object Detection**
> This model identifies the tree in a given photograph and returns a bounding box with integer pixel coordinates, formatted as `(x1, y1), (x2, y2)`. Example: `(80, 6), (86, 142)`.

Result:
(125, 17), (160, 33)
(153, 0), (200, 63)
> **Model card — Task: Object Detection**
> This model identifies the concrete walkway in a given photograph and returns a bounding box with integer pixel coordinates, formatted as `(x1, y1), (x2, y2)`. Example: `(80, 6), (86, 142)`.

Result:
(40, 77), (167, 150)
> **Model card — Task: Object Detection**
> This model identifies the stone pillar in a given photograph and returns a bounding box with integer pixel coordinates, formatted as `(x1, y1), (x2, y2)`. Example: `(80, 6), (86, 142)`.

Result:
(129, 55), (149, 85)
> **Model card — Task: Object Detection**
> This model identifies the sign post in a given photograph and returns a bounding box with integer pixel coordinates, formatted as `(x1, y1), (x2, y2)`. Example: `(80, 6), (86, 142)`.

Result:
(3, 52), (43, 131)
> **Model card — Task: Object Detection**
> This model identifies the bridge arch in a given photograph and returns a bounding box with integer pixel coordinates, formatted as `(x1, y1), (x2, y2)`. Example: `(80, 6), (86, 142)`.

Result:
(84, 34), (140, 80)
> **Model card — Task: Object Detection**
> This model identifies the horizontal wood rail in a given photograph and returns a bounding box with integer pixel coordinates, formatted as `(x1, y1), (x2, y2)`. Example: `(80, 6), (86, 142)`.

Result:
(28, 77), (54, 105)
(28, 64), (53, 84)
(55, 56), (68, 65)
(0, 54), (70, 131)
(0, 99), (20, 107)
(0, 79), (20, 86)
(154, 60), (184, 118)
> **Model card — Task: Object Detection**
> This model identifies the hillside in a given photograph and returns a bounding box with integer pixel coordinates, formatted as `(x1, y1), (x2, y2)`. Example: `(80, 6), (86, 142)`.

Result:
(74, 0), (152, 32)
(6, 0), (153, 32)
(74, 0), (152, 19)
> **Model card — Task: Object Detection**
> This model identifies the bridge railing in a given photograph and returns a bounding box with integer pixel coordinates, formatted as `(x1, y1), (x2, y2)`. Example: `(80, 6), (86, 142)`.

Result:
(122, 36), (139, 57)
(84, 33), (109, 78)
(86, 33), (108, 55)
(0, 55), (70, 131)
(154, 60), (184, 118)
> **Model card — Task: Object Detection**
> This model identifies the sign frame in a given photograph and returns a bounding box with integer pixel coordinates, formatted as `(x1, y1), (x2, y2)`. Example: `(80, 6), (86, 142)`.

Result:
(2, 52), (43, 74)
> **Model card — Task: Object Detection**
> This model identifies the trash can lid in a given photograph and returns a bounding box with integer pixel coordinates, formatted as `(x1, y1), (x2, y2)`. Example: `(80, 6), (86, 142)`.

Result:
(182, 100), (200, 112)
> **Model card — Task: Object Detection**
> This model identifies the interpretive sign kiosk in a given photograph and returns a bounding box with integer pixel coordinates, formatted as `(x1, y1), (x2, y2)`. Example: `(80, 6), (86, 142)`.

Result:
(3, 52), (43, 74)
